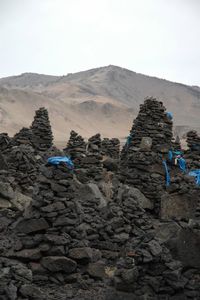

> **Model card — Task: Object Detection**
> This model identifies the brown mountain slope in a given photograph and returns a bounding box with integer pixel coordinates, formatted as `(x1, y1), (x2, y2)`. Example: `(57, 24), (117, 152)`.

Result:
(0, 65), (200, 143)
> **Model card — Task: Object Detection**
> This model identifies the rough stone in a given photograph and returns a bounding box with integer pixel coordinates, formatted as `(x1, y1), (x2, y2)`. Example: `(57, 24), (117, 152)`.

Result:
(41, 256), (77, 273)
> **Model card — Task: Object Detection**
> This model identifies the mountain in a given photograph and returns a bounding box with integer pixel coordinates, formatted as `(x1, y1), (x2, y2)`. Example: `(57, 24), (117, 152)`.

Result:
(0, 65), (200, 145)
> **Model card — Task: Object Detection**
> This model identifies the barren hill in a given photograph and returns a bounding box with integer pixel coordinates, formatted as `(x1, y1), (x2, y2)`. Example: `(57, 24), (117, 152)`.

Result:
(0, 65), (200, 144)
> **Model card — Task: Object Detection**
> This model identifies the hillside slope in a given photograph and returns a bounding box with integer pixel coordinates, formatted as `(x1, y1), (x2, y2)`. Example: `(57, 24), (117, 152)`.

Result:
(0, 65), (200, 143)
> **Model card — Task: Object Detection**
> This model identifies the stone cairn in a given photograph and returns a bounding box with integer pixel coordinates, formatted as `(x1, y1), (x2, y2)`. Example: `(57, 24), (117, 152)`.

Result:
(75, 133), (103, 183)
(4, 145), (39, 194)
(0, 133), (12, 153)
(128, 97), (173, 151)
(120, 98), (200, 217)
(101, 138), (120, 159)
(12, 127), (33, 147)
(31, 107), (53, 152)
(185, 130), (200, 169)
(64, 130), (87, 168)
(120, 98), (173, 214)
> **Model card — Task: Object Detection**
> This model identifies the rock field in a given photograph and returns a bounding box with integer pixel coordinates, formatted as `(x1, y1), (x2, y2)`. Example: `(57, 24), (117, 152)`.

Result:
(0, 98), (200, 300)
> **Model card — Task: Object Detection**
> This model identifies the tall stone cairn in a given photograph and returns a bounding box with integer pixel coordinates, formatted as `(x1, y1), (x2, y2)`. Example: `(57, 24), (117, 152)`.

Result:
(5, 145), (38, 193)
(74, 133), (103, 183)
(31, 107), (53, 151)
(101, 138), (120, 159)
(119, 98), (199, 216)
(185, 130), (200, 169)
(13, 127), (33, 147)
(64, 130), (86, 167)
(128, 97), (173, 152)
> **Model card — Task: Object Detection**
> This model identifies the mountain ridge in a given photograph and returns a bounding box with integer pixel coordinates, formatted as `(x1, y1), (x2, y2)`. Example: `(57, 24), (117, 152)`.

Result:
(0, 65), (200, 144)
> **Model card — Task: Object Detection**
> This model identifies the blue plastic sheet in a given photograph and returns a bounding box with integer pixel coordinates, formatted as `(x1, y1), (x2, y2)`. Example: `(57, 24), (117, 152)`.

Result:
(47, 156), (74, 170)
(188, 170), (200, 185)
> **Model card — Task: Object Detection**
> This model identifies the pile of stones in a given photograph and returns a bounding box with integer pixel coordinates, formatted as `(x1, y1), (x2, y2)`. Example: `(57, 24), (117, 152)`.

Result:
(186, 130), (200, 153)
(101, 138), (120, 159)
(120, 98), (200, 217)
(64, 130), (86, 168)
(4, 145), (40, 194)
(12, 127), (33, 147)
(0, 133), (12, 153)
(74, 133), (103, 183)
(31, 107), (53, 152)
(185, 130), (200, 169)
(128, 97), (173, 152)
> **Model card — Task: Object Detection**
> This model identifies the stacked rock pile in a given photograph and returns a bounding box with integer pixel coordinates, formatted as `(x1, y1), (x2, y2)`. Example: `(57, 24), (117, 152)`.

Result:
(120, 98), (200, 217)
(0, 133), (12, 153)
(101, 138), (120, 159)
(120, 149), (164, 214)
(186, 130), (200, 153)
(12, 127), (33, 146)
(76, 133), (103, 182)
(64, 130), (86, 167)
(127, 97), (173, 152)
(0, 164), (108, 298)
(185, 130), (200, 169)
(4, 145), (39, 194)
(31, 107), (53, 151)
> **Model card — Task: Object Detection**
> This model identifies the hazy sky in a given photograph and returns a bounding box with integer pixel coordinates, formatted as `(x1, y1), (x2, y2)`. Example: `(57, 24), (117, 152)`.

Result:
(0, 0), (199, 85)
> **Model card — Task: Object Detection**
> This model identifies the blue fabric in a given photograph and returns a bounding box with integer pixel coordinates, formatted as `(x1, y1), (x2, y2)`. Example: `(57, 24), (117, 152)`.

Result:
(166, 112), (173, 120)
(168, 150), (173, 161)
(178, 157), (186, 172)
(47, 156), (74, 170)
(168, 150), (182, 161)
(188, 170), (200, 185)
(163, 160), (170, 186)
(173, 151), (182, 156)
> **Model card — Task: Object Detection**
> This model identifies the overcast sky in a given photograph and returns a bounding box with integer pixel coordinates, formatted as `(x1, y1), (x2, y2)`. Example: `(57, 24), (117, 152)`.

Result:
(0, 0), (199, 85)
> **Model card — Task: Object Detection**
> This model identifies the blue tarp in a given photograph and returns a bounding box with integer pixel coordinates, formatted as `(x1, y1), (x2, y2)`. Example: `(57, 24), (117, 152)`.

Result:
(47, 156), (74, 170)
(188, 170), (200, 185)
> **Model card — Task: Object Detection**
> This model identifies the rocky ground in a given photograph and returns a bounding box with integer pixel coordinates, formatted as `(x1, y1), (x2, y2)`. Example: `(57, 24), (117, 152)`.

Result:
(0, 98), (200, 300)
